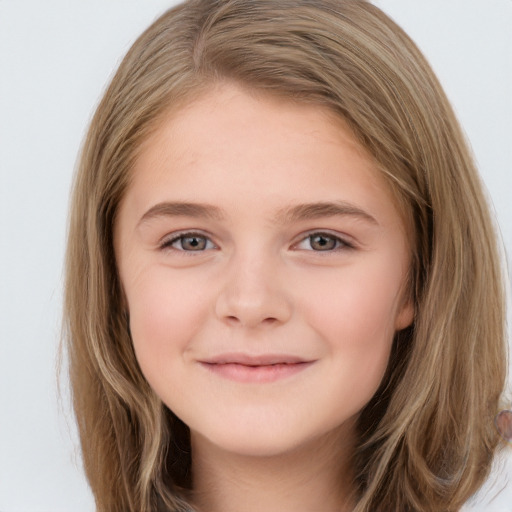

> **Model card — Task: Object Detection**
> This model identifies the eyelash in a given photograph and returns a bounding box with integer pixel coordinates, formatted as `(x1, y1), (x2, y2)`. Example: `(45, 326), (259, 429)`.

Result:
(159, 231), (217, 253)
(158, 231), (355, 254)
(293, 231), (355, 252)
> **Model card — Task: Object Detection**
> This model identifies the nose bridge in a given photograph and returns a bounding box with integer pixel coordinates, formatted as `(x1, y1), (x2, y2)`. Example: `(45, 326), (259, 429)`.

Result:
(215, 246), (292, 328)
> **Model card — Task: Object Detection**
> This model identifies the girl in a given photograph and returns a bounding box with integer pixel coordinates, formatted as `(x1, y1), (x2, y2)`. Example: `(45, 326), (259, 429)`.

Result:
(63, 1), (509, 511)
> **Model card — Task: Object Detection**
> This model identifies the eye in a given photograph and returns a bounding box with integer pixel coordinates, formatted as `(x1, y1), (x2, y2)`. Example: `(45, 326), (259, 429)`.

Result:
(160, 232), (216, 252)
(294, 232), (352, 252)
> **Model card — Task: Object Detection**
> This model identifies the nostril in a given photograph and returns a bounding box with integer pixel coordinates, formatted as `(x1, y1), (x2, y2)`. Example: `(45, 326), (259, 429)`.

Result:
(225, 315), (243, 326)
(224, 315), (279, 327)
(215, 288), (293, 327)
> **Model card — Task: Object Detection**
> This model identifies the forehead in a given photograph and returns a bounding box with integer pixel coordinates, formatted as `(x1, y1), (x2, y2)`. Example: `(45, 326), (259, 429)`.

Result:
(135, 85), (371, 179)
(122, 82), (406, 232)
(137, 82), (369, 164)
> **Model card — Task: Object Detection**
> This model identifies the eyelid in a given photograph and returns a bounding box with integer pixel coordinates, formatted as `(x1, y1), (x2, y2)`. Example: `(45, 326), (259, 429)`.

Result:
(156, 229), (355, 253)
(291, 230), (356, 251)
(159, 230), (218, 252)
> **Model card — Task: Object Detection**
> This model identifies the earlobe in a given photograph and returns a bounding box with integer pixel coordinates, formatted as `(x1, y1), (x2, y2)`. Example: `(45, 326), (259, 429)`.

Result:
(395, 300), (414, 331)
(116, 275), (130, 323)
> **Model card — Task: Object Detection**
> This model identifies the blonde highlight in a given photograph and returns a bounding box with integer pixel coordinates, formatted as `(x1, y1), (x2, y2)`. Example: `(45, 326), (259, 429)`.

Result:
(63, 1), (508, 510)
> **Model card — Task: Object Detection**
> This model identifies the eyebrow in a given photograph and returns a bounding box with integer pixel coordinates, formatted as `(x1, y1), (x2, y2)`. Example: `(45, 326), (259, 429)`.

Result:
(137, 200), (378, 227)
(276, 201), (379, 226)
(138, 201), (225, 227)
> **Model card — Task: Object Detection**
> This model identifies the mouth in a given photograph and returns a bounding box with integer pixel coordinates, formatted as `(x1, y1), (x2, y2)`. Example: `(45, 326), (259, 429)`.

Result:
(198, 353), (316, 383)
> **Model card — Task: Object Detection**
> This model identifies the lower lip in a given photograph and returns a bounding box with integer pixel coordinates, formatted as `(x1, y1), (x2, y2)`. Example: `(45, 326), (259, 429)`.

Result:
(200, 362), (314, 383)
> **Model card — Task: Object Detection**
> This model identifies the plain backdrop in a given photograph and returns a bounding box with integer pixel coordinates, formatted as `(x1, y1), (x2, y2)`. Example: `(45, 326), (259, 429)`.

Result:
(1, 1), (511, 511)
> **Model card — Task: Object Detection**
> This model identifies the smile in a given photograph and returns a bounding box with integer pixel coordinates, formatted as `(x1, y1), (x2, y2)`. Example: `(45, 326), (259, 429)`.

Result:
(199, 354), (316, 383)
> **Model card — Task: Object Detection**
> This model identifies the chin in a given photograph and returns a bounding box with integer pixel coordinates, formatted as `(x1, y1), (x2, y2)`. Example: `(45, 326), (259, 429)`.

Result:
(190, 410), (346, 460)
(198, 430), (309, 458)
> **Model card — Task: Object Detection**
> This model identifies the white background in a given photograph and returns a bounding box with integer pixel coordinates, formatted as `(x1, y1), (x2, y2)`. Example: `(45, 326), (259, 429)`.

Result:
(0, 1), (511, 510)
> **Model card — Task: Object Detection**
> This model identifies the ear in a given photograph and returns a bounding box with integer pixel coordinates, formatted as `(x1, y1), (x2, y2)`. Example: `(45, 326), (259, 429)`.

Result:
(116, 272), (130, 319)
(394, 298), (414, 331)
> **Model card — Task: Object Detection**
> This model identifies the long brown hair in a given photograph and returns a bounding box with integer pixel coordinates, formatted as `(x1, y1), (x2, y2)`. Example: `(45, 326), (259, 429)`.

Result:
(63, 1), (508, 510)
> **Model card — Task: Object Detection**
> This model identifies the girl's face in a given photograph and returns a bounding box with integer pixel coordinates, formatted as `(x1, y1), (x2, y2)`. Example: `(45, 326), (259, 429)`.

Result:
(115, 83), (414, 458)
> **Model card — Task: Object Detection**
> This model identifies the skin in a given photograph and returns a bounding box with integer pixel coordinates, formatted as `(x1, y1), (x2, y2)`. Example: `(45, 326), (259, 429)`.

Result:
(115, 82), (414, 512)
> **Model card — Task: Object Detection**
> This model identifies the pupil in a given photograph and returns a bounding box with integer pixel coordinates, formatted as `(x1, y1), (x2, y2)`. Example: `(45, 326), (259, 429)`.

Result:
(183, 236), (206, 250)
(311, 234), (335, 251)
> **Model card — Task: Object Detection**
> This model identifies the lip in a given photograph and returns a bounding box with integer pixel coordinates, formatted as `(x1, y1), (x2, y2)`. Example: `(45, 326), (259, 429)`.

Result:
(198, 353), (316, 383)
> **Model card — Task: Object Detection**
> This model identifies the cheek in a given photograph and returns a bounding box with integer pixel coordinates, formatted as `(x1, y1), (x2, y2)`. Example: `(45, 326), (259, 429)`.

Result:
(303, 265), (403, 345)
(125, 267), (209, 379)
(297, 260), (404, 394)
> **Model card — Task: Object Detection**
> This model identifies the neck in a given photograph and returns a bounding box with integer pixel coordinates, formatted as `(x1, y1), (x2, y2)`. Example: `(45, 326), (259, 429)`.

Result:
(189, 427), (356, 512)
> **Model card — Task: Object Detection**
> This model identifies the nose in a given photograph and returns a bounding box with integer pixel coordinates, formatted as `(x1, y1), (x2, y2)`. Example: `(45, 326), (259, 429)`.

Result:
(215, 252), (293, 329)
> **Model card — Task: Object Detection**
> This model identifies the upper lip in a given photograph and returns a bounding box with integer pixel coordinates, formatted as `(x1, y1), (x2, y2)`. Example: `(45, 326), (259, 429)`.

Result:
(200, 353), (312, 366)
